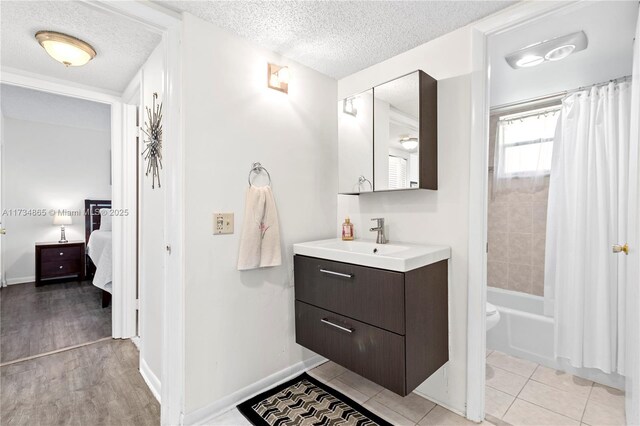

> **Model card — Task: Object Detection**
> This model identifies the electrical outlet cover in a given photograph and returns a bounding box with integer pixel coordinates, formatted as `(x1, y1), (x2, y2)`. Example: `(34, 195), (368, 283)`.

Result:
(213, 213), (234, 234)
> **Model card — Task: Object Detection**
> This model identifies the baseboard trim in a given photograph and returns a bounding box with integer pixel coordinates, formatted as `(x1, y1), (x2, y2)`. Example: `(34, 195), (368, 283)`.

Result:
(413, 389), (466, 419)
(130, 336), (141, 350)
(140, 357), (162, 404)
(183, 355), (327, 425)
(6, 276), (35, 285)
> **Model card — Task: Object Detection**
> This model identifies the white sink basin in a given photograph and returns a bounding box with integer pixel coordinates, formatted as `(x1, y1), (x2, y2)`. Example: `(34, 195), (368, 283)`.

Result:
(293, 238), (451, 272)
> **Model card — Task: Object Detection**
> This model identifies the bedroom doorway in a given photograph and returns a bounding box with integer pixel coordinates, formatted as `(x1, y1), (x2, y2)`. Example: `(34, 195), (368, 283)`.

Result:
(0, 85), (120, 364)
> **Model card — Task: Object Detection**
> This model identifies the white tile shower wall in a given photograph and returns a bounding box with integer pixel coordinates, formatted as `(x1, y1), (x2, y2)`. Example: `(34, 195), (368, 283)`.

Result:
(487, 114), (550, 296)
(337, 27), (472, 414)
(181, 13), (338, 415)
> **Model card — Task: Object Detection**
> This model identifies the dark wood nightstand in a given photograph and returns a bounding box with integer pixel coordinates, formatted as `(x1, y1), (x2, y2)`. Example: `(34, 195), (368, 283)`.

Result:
(35, 241), (86, 287)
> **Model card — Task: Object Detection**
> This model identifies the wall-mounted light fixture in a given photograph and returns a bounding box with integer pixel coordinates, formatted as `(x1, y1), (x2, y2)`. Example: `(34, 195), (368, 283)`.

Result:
(268, 63), (289, 93)
(343, 97), (358, 116)
(505, 31), (588, 69)
(35, 31), (96, 67)
(400, 137), (418, 151)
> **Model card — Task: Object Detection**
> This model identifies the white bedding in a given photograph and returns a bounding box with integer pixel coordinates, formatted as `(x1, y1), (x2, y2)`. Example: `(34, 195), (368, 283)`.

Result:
(87, 229), (112, 293)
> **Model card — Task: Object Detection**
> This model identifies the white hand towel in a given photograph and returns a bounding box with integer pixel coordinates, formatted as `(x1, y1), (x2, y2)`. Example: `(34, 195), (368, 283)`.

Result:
(237, 185), (282, 270)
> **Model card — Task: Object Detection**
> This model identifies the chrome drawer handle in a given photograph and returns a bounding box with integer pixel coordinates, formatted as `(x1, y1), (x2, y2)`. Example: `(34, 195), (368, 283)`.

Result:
(321, 318), (353, 333)
(60, 252), (64, 256)
(59, 266), (63, 269)
(319, 269), (353, 279)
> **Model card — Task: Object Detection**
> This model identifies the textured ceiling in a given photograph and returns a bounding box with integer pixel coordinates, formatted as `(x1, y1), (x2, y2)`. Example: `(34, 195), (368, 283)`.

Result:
(0, 1), (161, 93)
(1, 84), (111, 132)
(159, 0), (516, 79)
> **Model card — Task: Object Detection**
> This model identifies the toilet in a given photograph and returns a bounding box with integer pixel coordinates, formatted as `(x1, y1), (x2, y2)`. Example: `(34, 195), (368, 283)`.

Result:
(486, 302), (501, 331)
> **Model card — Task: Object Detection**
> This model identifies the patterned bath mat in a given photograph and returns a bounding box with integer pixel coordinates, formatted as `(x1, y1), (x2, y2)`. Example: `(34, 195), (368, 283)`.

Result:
(237, 372), (392, 426)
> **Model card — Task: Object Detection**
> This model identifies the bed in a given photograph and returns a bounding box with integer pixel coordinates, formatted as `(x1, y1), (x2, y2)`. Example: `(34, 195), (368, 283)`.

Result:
(84, 199), (112, 308)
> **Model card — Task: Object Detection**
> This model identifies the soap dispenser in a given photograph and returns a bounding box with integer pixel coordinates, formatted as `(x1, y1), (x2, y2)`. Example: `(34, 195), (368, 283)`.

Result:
(342, 217), (354, 241)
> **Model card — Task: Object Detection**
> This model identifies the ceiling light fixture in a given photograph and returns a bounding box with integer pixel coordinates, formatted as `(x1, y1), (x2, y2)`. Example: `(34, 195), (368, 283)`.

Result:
(268, 63), (289, 93)
(545, 44), (576, 61)
(505, 31), (587, 70)
(400, 137), (418, 151)
(515, 55), (544, 68)
(35, 31), (96, 67)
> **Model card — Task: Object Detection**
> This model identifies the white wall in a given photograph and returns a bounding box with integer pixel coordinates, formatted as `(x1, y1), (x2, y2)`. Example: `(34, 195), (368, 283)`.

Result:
(181, 13), (337, 415)
(1, 111), (4, 285)
(337, 27), (472, 413)
(338, 90), (373, 193)
(136, 43), (166, 394)
(2, 117), (111, 284)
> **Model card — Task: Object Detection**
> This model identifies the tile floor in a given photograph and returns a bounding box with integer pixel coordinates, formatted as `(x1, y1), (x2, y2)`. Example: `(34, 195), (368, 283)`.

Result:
(212, 353), (627, 426)
(485, 350), (626, 426)
(210, 361), (495, 426)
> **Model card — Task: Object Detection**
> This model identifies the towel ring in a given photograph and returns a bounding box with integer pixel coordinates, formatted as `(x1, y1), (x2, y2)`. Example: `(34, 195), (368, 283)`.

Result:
(248, 162), (272, 187)
(358, 175), (372, 191)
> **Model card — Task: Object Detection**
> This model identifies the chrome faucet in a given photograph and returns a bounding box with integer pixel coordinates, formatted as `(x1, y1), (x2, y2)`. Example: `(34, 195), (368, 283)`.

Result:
(370, 218), (387, 244)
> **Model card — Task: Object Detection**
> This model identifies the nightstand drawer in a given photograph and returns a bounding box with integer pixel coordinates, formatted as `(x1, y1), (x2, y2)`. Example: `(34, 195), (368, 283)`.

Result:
(41, 259), (82, 277)
(41, 246), (81, 262)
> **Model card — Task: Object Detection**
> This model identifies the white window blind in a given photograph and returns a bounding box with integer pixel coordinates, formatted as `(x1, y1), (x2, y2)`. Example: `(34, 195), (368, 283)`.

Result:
(388, 155), (407, 189)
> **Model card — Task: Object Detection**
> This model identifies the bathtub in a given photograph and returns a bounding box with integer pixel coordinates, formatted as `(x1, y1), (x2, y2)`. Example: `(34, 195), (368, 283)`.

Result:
(487, 287), (625, 390)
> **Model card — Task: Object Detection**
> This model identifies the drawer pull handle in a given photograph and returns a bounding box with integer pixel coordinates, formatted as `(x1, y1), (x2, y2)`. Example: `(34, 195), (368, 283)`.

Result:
(59, 266), (63, 269)
(319, 269), (353, 279)
(60, 252), (64, 256)
(321, 318), (353, 333)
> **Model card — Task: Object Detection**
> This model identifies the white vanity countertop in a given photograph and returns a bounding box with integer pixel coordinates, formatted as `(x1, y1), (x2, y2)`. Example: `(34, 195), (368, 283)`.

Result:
(293, 238), (451, 272)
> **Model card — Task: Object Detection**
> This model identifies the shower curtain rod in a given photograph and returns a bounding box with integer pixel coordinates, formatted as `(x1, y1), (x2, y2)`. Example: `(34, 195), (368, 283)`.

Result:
(491, 74), (632, 112)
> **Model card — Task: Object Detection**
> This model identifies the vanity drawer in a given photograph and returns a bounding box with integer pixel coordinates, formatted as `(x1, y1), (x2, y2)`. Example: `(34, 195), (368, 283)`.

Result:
(294, 255), (405, 334)
(41, 246), (81, 262)
(295, 300), (406, 395)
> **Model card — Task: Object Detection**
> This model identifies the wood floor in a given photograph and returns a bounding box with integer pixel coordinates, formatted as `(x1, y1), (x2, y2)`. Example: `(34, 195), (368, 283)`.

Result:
(1, 281), (111, 364)
(0, 339), (160, 425)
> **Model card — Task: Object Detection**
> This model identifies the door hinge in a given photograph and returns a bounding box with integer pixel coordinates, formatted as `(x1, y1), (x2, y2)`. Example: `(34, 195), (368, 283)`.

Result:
(135, 299), (140, 310)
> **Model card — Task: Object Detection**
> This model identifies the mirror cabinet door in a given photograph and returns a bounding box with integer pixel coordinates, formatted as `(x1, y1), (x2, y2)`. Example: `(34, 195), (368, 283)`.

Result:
(373, 72), (420, 191)
(338, 89), (374, 194)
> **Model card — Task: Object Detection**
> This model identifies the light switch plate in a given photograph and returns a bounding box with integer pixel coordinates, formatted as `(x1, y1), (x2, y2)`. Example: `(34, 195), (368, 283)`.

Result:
(213, 213), (234, 235)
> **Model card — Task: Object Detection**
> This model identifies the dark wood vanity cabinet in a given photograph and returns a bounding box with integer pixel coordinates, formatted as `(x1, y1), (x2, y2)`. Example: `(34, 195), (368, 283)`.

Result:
(294, 255), (448, 396)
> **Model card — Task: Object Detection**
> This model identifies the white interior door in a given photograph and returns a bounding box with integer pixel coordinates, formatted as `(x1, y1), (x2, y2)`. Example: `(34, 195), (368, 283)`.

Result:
(625, 15), (640, 424)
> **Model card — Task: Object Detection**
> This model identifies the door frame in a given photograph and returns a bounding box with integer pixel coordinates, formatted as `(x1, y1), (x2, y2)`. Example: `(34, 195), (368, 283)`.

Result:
(0, 70), (133, 339)
(90, 3), (185, 424)
(0, 2), (184, 424)
(465, 1), (581, 421)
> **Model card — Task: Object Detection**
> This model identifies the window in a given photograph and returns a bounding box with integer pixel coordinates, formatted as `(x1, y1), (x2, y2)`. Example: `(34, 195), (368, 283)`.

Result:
(388, 155), (407, 189)
(496, 106), (560, 177)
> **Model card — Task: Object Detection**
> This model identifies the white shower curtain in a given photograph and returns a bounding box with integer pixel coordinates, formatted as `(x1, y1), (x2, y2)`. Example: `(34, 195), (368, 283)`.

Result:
(545, 81), (631, 374)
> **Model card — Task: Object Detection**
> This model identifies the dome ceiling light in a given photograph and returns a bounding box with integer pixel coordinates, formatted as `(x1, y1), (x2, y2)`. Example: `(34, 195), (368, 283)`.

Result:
(400, 137), (419, 151)
(35, 31), (96, 67)
(505, 31), (587, 70)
